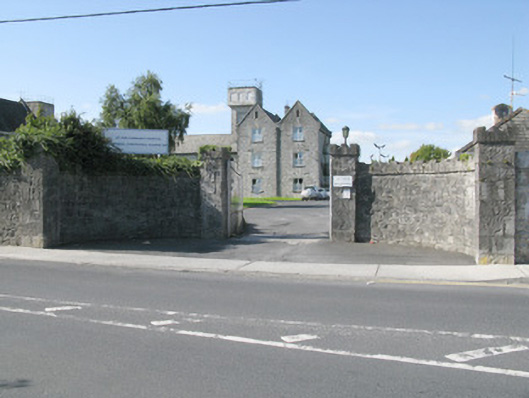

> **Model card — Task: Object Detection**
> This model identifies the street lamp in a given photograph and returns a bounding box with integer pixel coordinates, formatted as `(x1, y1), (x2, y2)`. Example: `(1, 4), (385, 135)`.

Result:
(342, 126), (350, 147)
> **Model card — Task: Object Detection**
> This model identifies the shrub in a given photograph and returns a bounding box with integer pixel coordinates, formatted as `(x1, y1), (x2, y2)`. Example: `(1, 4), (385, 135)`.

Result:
(0, 112), (200, 177)
(409, 144), (450, 163)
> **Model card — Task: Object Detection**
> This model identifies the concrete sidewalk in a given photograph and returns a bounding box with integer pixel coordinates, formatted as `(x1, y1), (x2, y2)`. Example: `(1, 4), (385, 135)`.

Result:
(1, 246), (528, 285)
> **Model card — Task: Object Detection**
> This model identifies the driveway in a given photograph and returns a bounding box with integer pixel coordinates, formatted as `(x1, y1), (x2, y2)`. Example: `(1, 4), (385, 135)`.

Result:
(64, 201), (475, 265)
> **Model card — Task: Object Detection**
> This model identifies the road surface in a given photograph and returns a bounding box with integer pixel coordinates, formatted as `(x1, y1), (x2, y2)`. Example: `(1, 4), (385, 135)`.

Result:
(1, 259), (528, 397)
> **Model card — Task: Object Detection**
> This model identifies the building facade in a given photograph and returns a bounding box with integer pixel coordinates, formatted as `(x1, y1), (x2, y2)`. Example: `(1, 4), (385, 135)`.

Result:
(173, 84), (331, 198)
(228, 85), (331, 198)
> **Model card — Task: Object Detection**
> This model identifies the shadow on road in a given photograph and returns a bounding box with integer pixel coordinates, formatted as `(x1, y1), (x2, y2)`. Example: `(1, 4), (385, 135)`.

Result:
(0, 379), (31, 390)
(58, 201), (475, 265)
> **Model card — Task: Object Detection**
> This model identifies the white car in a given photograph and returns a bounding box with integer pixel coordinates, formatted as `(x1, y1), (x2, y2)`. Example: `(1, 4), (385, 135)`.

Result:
(317, 188), (330, 200)
(301, 186), (327, 201)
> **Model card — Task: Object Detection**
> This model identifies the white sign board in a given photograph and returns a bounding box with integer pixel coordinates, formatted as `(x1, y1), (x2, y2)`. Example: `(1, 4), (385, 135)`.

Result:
(333, 175), (353, 188)
(104, 129), (169, 155)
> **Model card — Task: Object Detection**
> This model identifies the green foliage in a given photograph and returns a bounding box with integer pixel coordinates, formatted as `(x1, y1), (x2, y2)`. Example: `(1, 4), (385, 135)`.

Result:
(0, 114), (63, 172)
(198, 145), (232, 159)
(243, 197), (301, 208)
(100, 71), (191, 146)
(458, 153), (471, 162)
(0, 112), (200, 177)
(409, 144), (451, 163)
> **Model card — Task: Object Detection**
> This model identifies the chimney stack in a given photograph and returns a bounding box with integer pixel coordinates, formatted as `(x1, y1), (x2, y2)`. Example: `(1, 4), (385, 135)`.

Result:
(284, 105), (291, 115)
(492, 104), (512, 125)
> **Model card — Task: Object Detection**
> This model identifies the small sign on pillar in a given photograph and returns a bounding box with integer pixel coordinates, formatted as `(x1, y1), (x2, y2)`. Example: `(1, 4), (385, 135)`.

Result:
(333, 175), (353, 188)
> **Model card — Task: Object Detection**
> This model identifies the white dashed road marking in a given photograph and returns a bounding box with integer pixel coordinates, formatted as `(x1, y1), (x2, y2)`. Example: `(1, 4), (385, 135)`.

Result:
(150, 320), (180, 326)
(2, 293), (529, 379)
(446, 345), (529, 363)
(44, 306), (82, 312)
(281, 334), (319, 343)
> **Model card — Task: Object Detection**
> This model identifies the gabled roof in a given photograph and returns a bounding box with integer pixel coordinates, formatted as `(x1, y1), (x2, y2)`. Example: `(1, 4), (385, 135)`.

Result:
(173, 133), (237, 154)
(456, 107), (528, 155)
(282, 100), (332, 136)
(237, 103), (281, 126)
(0, 98), (29, 133)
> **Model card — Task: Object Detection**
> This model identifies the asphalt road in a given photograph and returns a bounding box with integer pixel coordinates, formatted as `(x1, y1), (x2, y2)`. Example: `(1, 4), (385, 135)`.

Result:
(1, 259), (528, 397)
(63, 201), (475, 265)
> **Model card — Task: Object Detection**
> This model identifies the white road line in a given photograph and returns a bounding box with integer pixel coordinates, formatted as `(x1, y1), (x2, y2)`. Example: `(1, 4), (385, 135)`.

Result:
(281, 334), (319, 343)
(45, 306), (82, 312)
(446, 345), (529, 363)
(0, 306), (57, 317)
(150, 320), (180, 326)
(1, 304), (529, 379)
(174, 330), (529, 379)
(3, 293), (529, 343)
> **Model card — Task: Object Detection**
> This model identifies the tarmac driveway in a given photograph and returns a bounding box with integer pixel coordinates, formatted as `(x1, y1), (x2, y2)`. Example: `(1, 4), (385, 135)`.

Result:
(65, 201), (475, 265)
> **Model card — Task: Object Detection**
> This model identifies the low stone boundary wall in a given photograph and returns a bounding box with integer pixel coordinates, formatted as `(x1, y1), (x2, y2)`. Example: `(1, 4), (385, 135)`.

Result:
(0, 148), (241, 248)
(356, 159), (476, 256)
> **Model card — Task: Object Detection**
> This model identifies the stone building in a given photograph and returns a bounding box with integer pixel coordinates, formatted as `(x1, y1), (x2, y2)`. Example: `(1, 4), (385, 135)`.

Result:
(174, 85), (331, 198)
(0, 98), (54, 136)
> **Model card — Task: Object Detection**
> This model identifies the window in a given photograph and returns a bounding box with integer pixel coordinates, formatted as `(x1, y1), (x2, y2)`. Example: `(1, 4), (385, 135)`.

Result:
(251, 128), (263, 143)
(293, 178), (303, 193)
(252, 178), (262, 194)
(251, 152), (263, 168)
(254, 111), (259, 119)
(293, 151), (304, 167)
(293, 126), (303, 141)
(296, 109), (300, 118)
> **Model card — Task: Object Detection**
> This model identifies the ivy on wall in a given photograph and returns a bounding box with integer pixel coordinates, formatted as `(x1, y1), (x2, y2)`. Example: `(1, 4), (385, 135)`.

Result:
(0, 112), (200, 177)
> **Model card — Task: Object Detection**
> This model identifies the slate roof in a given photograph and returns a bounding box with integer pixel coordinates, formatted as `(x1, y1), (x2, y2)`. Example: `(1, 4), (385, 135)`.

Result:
(283, 100), (332, 136)
(173, 133), (237, 155)
(0, 98), (29, 133)
(456, 107), (528, 155)
(237, 103), (281, 126)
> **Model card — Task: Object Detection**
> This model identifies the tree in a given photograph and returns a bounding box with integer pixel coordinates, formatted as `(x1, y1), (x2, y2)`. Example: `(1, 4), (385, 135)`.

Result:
(100, 71), (191, 144)
(409, 144), (450, 162)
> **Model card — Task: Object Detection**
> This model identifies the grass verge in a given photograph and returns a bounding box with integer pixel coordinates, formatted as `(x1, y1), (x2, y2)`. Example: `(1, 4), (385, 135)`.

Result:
(243, 197), (301, 208)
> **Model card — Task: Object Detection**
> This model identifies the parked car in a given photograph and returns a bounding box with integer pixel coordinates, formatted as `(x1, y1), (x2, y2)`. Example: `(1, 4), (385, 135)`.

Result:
(318, 188), (330, 200)
(301, 186), (328, 201)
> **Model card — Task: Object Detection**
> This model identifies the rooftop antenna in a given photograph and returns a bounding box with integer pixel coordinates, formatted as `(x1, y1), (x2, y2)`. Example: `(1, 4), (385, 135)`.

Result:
(504, 37), (522, 109)
(374, 143), (386, 162)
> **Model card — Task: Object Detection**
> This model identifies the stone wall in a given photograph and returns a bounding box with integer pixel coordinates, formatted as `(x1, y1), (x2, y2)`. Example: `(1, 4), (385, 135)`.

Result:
(474, 126), (516, 264)
(0, 169), (43, 247)
(515, 152), (529, 263)
(356, 159), (476, 256)
(0, 155), (58, 247)
(0, 148), (238, 248)
(330, 144), (359, 242)
(57, 174), (201, 245)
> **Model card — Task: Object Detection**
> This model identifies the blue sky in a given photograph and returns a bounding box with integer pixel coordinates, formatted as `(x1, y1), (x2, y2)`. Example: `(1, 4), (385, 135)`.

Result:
(2, 0), (528, 161)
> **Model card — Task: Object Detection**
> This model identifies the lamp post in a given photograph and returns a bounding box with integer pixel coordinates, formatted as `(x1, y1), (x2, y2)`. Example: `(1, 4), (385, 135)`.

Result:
(342, 126), (350, 147)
